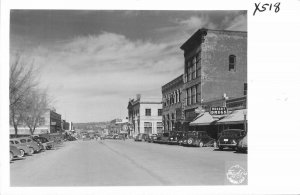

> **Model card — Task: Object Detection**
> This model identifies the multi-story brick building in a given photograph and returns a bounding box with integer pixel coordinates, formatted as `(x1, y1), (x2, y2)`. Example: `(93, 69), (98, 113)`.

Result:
(127, 94), (163, 136)
(161, 75), (184, 132)
(180, 29), (247, 122)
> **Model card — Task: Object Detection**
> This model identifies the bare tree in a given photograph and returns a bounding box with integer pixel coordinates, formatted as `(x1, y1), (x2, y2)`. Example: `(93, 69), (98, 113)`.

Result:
(9, 54), (37, 135)
(23, 88), (51, 135)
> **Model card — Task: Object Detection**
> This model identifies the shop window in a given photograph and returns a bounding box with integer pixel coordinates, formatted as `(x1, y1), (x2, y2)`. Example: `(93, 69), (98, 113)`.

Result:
(229, 55), (236, 71)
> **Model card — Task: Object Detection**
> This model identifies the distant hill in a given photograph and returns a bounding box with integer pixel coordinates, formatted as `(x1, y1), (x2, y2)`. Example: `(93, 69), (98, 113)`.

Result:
(73, 121), (111, 130)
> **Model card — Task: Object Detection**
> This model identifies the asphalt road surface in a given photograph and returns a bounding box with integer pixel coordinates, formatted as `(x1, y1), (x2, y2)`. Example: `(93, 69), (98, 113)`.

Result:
(10, 139), (247, 186)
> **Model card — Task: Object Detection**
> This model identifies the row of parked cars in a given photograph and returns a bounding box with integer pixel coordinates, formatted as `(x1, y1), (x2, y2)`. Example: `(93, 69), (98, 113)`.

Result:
(9, 134), (64, 161)
(134, 129), (248, 153)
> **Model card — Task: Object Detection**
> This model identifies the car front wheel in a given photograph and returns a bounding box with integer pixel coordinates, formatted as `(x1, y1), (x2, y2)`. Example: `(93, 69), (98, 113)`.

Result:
(213, 141), (217, 148)
(19, 149), (25, 157)
(10, 152), (13, 161)
(199, 141), (204, 147)
(29, 147), (34, 155)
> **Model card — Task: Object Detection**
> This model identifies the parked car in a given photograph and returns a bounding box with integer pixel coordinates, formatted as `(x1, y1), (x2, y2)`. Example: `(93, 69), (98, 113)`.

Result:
(153, 133), (170, 144)
(178, 132), (187, 145)
(153, 133), (163, 143)
(237, 134), (247, 153)
(134, 133), (148, 141)
(19, 137), (41, 153)
(10, 145), (22, 161)
(182, 131), (216, 147)
(146, 134), (157, 143)
(32, 136), (54, 150)
(217, 129), (246, 150)
(168, 131), (186, 145)
(10, 139), (32, 156)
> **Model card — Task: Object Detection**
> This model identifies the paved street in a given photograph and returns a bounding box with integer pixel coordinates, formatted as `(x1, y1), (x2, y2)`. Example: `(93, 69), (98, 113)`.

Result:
(10, 139), (247, 186)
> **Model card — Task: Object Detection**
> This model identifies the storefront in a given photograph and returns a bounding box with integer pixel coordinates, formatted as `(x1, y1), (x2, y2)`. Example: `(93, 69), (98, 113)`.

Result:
(188, 97), (247, 139)
(216, 108), (247, 136)
(189, 112), (224, 139)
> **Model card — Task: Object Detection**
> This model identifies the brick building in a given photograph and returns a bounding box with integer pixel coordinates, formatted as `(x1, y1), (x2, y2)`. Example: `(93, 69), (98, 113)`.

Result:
(127, 94), (163, 137)
(161, 74), (184, 132)
(180, 29), (247, 122)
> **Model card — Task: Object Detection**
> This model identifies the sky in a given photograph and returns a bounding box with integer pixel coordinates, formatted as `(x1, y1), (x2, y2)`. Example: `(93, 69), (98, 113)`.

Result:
(10, 10), (247, 123)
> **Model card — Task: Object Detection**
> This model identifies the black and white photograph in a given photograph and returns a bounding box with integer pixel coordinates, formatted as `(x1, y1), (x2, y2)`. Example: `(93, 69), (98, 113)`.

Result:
(1, 0), (300, 194)
(8, 10), (248, 186)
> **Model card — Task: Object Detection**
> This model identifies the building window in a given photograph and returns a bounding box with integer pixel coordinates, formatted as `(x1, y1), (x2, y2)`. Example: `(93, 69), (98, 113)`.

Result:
(193, 86), (197, 104)
(229, 55), (236, 71)
(144, 122), (152, 134)
(244, 83), (247, 95)
(39, 117), (45, 126)
(145, 109), (151, 116)
(157, 122), (163, 133)
(158, 109), (162, 116)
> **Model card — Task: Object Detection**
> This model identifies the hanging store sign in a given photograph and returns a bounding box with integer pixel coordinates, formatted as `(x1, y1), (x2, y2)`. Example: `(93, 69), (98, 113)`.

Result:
(210, 107), (228, 115)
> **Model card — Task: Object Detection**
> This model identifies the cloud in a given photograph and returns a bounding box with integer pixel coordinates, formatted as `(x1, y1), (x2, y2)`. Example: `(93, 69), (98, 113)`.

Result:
(22, 32), (183, 121)
(225, 13), (247, 31)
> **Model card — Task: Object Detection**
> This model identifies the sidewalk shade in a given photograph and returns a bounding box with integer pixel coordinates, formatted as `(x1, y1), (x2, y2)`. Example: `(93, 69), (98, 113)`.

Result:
(189, 112), (217, 126)
(216, 109), (247, 124)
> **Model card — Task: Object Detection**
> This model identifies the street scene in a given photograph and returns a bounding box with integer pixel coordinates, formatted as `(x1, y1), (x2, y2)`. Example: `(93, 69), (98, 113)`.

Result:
(9, 10), (247, 186)
(11, 139), (247, 186)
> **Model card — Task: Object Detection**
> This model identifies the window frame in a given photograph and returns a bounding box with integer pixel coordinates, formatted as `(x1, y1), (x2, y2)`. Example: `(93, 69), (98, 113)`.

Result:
(229, 55), (236, 71)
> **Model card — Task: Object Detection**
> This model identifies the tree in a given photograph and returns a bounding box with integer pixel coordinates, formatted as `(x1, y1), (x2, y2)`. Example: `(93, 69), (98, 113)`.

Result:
(23, 88), (51, 135)
(9, 54), (37, 136)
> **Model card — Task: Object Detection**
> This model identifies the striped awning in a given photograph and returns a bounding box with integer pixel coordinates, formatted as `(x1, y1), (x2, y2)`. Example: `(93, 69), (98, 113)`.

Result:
(189, 112), (217, 126)
(217, 109), (247, 124)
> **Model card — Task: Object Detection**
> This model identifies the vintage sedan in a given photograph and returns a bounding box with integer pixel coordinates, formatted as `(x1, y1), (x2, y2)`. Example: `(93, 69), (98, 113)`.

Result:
(154, 132), (170, 144)
(10, 145), (22, 161)
(168, 131), (186, 145)
(217, 129), (246, 150)
(182, 131), (216, 147)
(134, 133), (148, 142)
(32, 136), (54, 150)
(237, 134), (248, 153)
(19, 137), (41, 153)
(146, 134), (157, 143)
(10, 139), (32, 156)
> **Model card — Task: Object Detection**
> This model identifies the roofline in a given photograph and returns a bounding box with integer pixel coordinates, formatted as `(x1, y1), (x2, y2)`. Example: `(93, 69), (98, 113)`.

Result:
(180, 28), (247, 51)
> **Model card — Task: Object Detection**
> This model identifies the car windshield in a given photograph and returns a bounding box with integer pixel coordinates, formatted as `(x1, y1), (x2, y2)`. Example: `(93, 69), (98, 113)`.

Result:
(187, 132), (197, 137)
(222, 130), (244, 136)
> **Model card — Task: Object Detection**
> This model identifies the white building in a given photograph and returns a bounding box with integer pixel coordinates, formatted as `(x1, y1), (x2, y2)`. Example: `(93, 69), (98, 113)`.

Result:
(127, 94), (163, 136)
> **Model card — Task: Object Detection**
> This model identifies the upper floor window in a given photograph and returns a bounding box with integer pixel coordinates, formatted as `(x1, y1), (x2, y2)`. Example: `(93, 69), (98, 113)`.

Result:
(158, 109), (162, 116)
(145, 109), (151, 116)
(229, 55), (236, 71)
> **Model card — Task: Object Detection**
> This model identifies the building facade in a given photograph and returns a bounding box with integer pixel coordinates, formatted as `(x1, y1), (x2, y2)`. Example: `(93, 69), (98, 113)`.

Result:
(10, 109), (62, 135)
(180, 29), (247, 123)
(128, 94), (163, 136)
(161, 75), (184, 132)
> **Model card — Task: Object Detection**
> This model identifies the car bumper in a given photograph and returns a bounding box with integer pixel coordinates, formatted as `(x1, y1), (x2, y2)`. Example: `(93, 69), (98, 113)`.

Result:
(218, 143), (237, 148)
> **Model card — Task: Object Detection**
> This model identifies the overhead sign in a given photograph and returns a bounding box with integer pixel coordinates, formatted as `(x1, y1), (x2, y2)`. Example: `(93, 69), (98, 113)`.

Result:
(210, 107), (227, 115)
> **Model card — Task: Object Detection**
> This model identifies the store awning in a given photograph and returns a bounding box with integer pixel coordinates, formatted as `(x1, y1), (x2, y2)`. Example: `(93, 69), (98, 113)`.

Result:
(217, 109), (247, 124)
(190, 112), (217, 126)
